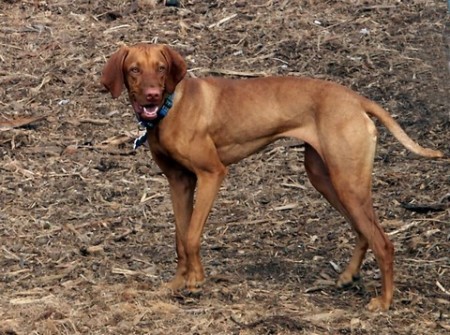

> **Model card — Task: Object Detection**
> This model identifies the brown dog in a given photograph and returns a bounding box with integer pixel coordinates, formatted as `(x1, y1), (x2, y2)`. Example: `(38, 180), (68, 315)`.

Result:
(101, 43), (443, 311)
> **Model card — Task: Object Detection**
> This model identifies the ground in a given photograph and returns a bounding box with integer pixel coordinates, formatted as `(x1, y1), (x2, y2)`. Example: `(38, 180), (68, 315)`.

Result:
(0, 0), (449, 334)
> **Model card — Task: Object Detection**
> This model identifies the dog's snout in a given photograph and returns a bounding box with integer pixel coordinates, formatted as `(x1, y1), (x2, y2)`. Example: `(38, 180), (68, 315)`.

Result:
(145, 88), (162, 102)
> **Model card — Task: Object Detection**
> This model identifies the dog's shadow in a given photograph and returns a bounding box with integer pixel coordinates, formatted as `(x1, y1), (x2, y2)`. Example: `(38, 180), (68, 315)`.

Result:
(204, 250), (371, 308)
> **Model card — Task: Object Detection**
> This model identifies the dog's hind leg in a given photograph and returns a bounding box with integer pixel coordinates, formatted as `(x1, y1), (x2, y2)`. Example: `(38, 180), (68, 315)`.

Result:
(304, 143), (368, 287)
(317, 116), (394, 311)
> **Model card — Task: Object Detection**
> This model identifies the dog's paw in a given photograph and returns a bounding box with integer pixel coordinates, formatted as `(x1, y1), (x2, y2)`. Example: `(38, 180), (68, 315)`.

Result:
(165, 275), (186, 291)
(367, 297), (390, 312)
(185, 275), (205, 293)
(337, 272), (361, 288)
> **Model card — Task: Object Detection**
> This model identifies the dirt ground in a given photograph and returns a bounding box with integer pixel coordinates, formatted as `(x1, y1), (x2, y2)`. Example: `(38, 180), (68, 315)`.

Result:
(1, 0), (449, 334)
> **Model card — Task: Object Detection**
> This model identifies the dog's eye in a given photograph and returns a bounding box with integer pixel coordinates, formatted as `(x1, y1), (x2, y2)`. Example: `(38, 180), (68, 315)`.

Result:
(158, 65), (166, 73)
(130, 67), (140, 74)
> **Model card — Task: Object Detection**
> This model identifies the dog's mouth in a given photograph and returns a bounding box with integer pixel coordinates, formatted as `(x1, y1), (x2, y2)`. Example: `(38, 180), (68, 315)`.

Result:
(132, 101), (159, 121)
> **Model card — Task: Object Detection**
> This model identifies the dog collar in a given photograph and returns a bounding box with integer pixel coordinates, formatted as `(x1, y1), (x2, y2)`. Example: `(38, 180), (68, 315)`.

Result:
(133, 93), (174, 150)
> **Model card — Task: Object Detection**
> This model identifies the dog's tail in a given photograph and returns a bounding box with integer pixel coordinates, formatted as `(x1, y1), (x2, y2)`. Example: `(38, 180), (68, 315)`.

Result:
(362, 99), (443, 158)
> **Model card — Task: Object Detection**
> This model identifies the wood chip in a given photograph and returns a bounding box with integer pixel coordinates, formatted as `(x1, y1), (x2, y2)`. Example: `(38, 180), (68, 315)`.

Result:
(0, 115), (47, 131)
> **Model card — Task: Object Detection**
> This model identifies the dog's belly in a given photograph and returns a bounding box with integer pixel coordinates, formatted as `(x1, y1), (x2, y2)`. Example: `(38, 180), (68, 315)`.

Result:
(216, 136), (278, 165)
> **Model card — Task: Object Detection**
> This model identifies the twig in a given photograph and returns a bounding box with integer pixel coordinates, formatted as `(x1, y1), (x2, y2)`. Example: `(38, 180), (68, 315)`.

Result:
(304, 286), (325, 293)
(0, 73), (39, 84)
(410, 218), (449, 224)
(10, 295), (55, 305)
(140, 192), (162, 203)
(208, 14), (238, 29)
(103, 24), (131, 34)
(2, 247), (21, 261)
(281, 183), (307, 190)
(404, 257), (448, 264)
(273, 203), (298, 211)
(0, 42), (22, 50)
(111, 267), (157, 278)
(113, 228), (135, 242)
(30, 74), (52, 93)
(329, 261), (341, 273)
(80, 274), (96, 285)
(0, 115), (48, 131)
(79, 118), (110, 125)
(197, 68), (269, 77)
(436, 281), (450, 295)
(387, 221), (420, 236)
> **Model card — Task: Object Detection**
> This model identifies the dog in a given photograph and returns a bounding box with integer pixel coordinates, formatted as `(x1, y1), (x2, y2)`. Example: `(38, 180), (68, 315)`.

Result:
(101, 43), (443, 311)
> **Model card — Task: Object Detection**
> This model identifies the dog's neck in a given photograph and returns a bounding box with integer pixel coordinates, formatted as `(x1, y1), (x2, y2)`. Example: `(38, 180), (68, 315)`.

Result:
(138, 93), (174, 129)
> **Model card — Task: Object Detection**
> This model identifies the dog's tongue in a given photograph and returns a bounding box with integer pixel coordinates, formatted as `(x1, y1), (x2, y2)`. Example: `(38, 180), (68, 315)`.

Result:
(141, 105), (158, 120)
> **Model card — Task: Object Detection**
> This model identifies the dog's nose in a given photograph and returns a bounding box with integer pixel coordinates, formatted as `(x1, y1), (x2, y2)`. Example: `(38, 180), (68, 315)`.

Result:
(145, 88), (161, 102)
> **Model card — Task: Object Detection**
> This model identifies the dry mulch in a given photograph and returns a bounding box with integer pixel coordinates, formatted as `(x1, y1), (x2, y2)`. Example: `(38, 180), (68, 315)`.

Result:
(0, 1), (449, 334)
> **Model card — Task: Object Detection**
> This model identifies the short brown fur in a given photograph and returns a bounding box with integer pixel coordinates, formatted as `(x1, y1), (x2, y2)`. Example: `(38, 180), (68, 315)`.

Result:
(101, 43), (443, 312)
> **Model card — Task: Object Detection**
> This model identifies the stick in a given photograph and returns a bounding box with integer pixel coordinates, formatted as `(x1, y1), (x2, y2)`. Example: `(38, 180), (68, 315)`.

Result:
(198, 68), (269, 77)
(436, 281), (450, 295)
(208, 14), (238, 28)
(387, 221), (420, 236)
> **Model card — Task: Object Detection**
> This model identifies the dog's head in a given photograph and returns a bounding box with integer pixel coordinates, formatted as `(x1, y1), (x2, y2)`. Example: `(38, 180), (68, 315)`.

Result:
(101, 43), (187, 121)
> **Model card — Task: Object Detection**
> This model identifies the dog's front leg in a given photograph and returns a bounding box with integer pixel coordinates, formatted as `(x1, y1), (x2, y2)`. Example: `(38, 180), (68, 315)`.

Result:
(150, 151), (198, 290)
(165, 169), (196, 290)
(183, 166), (227, 291)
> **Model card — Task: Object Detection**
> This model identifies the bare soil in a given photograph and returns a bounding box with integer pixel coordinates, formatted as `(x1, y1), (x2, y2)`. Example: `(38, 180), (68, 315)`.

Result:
(1, 1), (449, 334)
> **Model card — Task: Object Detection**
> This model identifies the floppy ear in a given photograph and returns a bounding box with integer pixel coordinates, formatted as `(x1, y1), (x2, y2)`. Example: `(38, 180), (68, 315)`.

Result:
(101, 46), (129, 98)
(162, 45), (187, 93)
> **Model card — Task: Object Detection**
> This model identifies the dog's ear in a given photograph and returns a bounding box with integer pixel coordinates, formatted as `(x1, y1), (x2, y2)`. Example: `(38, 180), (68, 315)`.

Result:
(101, 46), (129, 98)
(162, 45), (187, 93)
